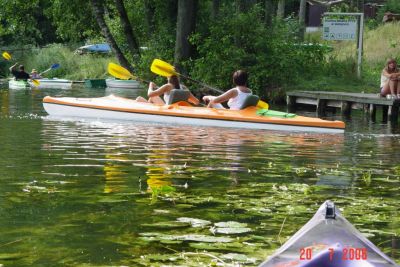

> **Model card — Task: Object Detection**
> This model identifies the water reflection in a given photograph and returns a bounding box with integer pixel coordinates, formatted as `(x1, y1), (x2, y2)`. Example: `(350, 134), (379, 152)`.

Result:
(0, 87), (399, 265)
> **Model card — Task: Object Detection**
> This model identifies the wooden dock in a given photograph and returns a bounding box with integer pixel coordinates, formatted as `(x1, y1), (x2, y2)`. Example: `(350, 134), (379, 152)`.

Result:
(286, 91), (400, 122)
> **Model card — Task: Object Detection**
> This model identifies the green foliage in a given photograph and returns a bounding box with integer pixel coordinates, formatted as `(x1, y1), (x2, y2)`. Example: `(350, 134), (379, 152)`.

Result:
(19, 44), (114, 80)
(0, 0), (58, 45)
(189, 5), (330, 98)
(44, 0), (99, 42)
(377, 0), (400, 23)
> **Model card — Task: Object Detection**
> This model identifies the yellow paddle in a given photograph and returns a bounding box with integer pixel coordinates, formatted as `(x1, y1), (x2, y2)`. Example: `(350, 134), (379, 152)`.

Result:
(2, 52), (11, 61)
(150, 59), (269, 109)
(108, 62), (137, 80)
(107, 62), (152, 85)
(2, 51), (40, 87)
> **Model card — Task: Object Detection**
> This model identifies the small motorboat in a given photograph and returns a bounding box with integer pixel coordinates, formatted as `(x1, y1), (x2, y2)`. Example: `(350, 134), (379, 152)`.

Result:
(42, 94), (345, 133)
(29, 78), (72, 89)
(259, 201), (398, 267)
(9, 79), (30, 90)
(105, 78), (141, 89)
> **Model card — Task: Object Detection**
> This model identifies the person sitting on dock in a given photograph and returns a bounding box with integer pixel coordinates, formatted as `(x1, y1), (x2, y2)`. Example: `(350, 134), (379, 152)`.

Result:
(9, 63), (30, 81)
(380, 58), (400, 99)
(203, 70), (252, 109)
(30, 69), (42, 79)
(136, 75), (200, 105)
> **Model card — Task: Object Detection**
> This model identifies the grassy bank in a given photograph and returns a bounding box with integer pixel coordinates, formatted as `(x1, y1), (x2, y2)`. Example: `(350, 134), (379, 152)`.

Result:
(3, 44), (114, 80)
(290, 22), (400, 94)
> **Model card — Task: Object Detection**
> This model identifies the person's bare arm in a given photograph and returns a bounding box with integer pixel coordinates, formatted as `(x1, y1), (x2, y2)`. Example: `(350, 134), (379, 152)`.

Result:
(210, 89), (237, 105)
(148, 83), (170, 97)
(9, 62), (18, 72)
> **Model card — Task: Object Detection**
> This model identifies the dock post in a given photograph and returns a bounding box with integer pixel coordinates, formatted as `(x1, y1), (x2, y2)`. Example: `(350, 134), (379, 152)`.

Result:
(369, 104), (376, 121)
(287, 95), (296, 113)
(382, 106), (388, 122)
(316, 99), (327, 116)
(388, 104), (399, 122)
(341, 101), (352, 117)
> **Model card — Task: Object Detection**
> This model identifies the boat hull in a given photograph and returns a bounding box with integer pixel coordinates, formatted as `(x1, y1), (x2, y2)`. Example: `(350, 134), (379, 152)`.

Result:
(42, 95), (345, 133)
(9, 80), (30, 90)
(30, 79), (72, 89)
(105, 79), (141, 89)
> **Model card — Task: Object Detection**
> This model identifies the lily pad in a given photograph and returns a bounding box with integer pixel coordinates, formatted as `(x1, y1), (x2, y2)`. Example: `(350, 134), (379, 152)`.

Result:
(177, 217), (212, 228)
(141, 221), (190, 229)
(221, 253), (258, 263)
(214, 221), (247, 228)
(212, 227), (252, 234)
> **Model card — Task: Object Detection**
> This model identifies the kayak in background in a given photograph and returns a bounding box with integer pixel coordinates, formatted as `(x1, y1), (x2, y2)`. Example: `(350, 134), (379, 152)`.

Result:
(42, 94), (345, 133)
(259, 200), (398, 267)
(75, 43), (111, 55)
(29, 78), (72, 89)
(105, 78), (141, 89)
(9, 79), (30, 90)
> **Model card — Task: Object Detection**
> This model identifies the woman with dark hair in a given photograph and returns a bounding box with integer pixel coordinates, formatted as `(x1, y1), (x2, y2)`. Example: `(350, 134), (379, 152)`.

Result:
(203, 70), (252, 109)
(136, 75), (199, 105)
(380, 58), (400, 99)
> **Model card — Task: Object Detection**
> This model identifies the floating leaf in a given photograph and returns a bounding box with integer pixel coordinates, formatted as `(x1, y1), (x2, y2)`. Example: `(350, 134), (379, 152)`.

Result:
(141, 221), (190, 229)
(177, 217), (212, 228)
(214, 221), (247, 228)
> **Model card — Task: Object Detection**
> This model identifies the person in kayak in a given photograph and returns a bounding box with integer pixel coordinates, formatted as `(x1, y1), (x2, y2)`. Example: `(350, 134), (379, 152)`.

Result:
(30, 69), (43, 79)
(9, 63), (30, 81)
(380, 58), (400, 99)
(202, 70), (252, 109)
(136, 75), (200, 105)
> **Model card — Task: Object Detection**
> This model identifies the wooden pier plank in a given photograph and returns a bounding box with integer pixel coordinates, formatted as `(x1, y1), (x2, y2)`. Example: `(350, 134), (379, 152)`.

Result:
(286, 91), (399, 122)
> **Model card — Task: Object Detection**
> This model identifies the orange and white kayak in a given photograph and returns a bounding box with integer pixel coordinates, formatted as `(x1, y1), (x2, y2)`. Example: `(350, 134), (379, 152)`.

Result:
(42, 95), (345, 133)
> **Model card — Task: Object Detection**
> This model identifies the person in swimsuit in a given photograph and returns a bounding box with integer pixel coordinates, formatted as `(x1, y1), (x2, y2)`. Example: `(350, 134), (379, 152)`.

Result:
(380, 58), (400, 99)
(203, 70), (252, 110)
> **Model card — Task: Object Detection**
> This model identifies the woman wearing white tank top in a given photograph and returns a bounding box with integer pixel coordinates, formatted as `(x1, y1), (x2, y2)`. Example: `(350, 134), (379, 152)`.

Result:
(203, 70), (252, 110)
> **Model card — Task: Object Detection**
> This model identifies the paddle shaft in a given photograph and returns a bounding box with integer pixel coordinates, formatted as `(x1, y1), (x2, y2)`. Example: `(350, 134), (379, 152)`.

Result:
(179, 74), (224, 94)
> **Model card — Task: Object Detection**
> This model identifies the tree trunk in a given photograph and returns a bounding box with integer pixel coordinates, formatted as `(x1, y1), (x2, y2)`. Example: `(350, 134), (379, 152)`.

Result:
(90, 0), (134, 73)
(298, 0), (306, 41)
(211, 0), (220, 20)
(264, 0), (274, 26)
(236, 0), (257, 13)
(277, 0), (285, 18)
(114, 0), (140, 58)
(174, 0), (198, 73)
(144, 0), (155, 35)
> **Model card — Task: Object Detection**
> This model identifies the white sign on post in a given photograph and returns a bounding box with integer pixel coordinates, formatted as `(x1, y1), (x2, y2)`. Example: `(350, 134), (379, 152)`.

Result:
(322, 18), (357, 40)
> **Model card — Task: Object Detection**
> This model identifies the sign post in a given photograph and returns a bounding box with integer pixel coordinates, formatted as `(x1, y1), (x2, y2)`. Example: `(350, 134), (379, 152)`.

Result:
(323, 13), (364, 78)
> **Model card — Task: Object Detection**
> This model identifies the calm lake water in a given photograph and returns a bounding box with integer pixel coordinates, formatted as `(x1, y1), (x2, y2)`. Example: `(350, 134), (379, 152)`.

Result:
(0, 85), (399, 266)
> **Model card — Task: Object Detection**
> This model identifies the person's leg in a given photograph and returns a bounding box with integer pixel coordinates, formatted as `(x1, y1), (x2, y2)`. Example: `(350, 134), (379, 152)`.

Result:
(389, 79), (396, 95)
(149, 96), (165, 105)
(396, 80), (400, 96)
(136, 96), (147, 102)
(381, 82), (390, 96)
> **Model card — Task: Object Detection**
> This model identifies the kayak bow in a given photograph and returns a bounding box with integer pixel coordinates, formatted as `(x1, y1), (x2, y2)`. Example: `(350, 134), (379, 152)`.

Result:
(259, 201), (398, 267)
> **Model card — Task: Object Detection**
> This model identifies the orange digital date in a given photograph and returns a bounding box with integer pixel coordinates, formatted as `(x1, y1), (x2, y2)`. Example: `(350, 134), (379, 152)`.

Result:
(299, 247), (368, 261)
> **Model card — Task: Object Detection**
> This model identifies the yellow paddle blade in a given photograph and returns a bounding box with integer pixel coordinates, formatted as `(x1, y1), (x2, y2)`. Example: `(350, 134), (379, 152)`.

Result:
(257, 100), (269, 110)
(107, 62), (135, 80)
(31, 79), (40, 87)
(2, 52), (11, 61)
(150, 59), (177, 77)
